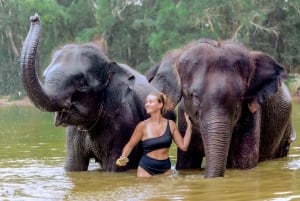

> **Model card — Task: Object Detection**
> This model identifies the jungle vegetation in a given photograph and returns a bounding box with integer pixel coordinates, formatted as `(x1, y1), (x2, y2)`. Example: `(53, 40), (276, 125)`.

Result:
(1, 0), (300, 98)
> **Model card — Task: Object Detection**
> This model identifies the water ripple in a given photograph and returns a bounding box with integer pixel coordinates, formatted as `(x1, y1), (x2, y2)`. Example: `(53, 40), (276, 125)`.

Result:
(0, 158), (71, 200)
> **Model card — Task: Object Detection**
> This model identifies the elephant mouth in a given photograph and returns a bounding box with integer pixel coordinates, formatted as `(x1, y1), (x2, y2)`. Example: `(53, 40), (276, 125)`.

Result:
(54, 107), (95, 128)
(54, 111), (69, 127)
(54, 109), (83, 127)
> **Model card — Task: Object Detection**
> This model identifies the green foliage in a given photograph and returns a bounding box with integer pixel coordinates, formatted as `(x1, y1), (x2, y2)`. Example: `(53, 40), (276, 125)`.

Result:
(1, 0), (300, 97)
(0, 0), (96, 97)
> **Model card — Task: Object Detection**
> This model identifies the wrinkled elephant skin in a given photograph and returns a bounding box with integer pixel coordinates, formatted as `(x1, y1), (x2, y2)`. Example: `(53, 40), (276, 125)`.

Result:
(20, 14), (159, 171)
(147, 39), (296, 178)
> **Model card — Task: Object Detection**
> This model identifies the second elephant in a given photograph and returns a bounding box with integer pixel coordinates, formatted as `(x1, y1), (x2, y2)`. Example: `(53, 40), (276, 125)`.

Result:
(147, 39), (296, 178)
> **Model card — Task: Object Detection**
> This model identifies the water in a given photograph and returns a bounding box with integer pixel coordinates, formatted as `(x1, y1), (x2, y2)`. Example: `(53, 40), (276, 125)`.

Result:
(0, 103), (299, 201)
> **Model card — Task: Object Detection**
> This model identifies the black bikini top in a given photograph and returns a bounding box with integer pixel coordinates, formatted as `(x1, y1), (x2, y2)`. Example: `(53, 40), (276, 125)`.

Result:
(142, 121), (172, 154)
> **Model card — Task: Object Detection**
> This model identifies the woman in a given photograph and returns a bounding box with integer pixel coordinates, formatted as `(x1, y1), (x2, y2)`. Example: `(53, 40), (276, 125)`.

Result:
(116, 92), (192, 177)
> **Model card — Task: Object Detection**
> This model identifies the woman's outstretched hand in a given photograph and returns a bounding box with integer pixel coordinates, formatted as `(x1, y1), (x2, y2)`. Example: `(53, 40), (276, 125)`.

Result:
(116, 156), (129, 166)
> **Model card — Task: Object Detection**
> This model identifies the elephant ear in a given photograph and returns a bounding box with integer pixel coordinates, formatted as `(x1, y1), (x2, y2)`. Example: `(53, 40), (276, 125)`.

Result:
(108, 62), (136, 90)
(144, 64), (160, 82)
(82, 43), (113, 92)
(103, 62), (136, 109)
(150, 49), (183, 110)
(245, 51), (287, 104)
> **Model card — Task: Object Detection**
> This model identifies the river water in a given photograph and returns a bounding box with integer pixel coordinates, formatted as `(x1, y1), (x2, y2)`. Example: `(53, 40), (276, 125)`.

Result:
(0, 103), (299, 201)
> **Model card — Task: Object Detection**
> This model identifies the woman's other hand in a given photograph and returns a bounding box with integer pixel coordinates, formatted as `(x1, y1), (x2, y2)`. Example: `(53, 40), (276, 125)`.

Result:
(184, 112), (192, 128)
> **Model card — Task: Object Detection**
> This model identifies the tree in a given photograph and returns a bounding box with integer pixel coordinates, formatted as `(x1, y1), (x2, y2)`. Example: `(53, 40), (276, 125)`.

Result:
(0, 0), (96, 97)
(1, 0), (300, 97)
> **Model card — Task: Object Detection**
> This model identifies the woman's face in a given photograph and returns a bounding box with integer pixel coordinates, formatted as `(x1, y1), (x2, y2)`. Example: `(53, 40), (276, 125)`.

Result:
(145, 94), (162, 114)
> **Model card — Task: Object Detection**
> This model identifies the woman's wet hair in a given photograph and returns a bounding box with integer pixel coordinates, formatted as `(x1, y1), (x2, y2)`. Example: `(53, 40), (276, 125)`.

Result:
(147, 92), (167, 115)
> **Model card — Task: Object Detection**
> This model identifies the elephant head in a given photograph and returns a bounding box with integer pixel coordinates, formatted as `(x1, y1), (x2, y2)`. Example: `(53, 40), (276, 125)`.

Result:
(145, 49), (183, 110)
(20, 14), (137, 130)
(20, 14), (110, 129)
(20, 14), (155, 171)
(149, 39), (292, 178)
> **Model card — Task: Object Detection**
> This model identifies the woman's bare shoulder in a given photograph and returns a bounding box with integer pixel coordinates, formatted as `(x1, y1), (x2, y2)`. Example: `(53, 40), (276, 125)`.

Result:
(136, 119), (147, 128)
(167, 119), (177, 133)
(168, 119), (176, 126)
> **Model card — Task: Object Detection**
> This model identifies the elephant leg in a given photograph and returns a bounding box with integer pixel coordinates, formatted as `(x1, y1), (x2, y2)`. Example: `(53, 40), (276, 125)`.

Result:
(274, 122), (296, 158)
(176, 103), (204, 169)
(64, 126), (90, 171)
(259, 85), (295, 160)
(88, 124), (144, 172)
(227, 105), (261, 169)
(176, 145), (203, 169)
(107, 141), (143, 172)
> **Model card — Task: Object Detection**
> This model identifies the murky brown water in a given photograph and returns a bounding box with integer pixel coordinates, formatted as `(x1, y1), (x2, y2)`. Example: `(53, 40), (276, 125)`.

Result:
(0, 103), (299, 201)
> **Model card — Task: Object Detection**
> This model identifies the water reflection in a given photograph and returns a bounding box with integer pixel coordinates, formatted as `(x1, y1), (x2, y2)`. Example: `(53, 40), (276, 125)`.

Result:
(0, 158), (70, 200)
(0, 105), (299, 200)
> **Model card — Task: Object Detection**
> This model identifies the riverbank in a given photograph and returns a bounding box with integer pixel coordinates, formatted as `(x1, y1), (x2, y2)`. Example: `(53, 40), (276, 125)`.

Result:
(0, 96), (33, 107)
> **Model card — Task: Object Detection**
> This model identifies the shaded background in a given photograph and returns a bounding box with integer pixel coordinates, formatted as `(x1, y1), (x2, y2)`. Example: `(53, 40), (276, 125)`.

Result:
(1, 0), (300, 99)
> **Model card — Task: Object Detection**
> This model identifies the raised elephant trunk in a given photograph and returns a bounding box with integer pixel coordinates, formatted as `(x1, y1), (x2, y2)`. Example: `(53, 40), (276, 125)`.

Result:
(20, 13), (62, 112)
(201, 110), (233, 178)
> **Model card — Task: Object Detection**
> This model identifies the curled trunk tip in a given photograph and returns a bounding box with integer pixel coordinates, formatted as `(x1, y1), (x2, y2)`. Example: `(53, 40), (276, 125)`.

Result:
(30, 13), (40, 22)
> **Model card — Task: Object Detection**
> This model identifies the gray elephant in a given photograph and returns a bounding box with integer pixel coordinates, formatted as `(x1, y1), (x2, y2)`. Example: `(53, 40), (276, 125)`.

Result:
(147, 39), (296, 178)
(20, 14), (162, 171)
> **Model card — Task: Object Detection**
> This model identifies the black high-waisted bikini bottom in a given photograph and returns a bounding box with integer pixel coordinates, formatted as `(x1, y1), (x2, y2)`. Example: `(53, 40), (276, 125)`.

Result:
(139, 154), (171, 175)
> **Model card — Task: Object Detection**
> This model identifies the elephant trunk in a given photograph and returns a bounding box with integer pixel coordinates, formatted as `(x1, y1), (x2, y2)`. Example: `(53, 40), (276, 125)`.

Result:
(20, 13), (62, 112)
(201, 110), (233, 178)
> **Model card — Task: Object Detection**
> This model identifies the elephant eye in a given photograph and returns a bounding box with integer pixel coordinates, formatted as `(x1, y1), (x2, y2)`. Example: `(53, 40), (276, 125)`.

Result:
(76, 78), (89, 92)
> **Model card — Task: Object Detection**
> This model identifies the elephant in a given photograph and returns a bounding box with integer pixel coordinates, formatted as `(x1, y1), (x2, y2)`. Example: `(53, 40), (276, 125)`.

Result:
(146, 39), (296, 178)
(20, 14), (165, 172)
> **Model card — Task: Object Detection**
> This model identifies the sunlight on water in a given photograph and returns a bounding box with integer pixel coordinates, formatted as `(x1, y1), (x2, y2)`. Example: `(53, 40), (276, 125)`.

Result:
(0, 158), (70, 200)
(287, 147), (300, 170)
(0, 104), (300, 200)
